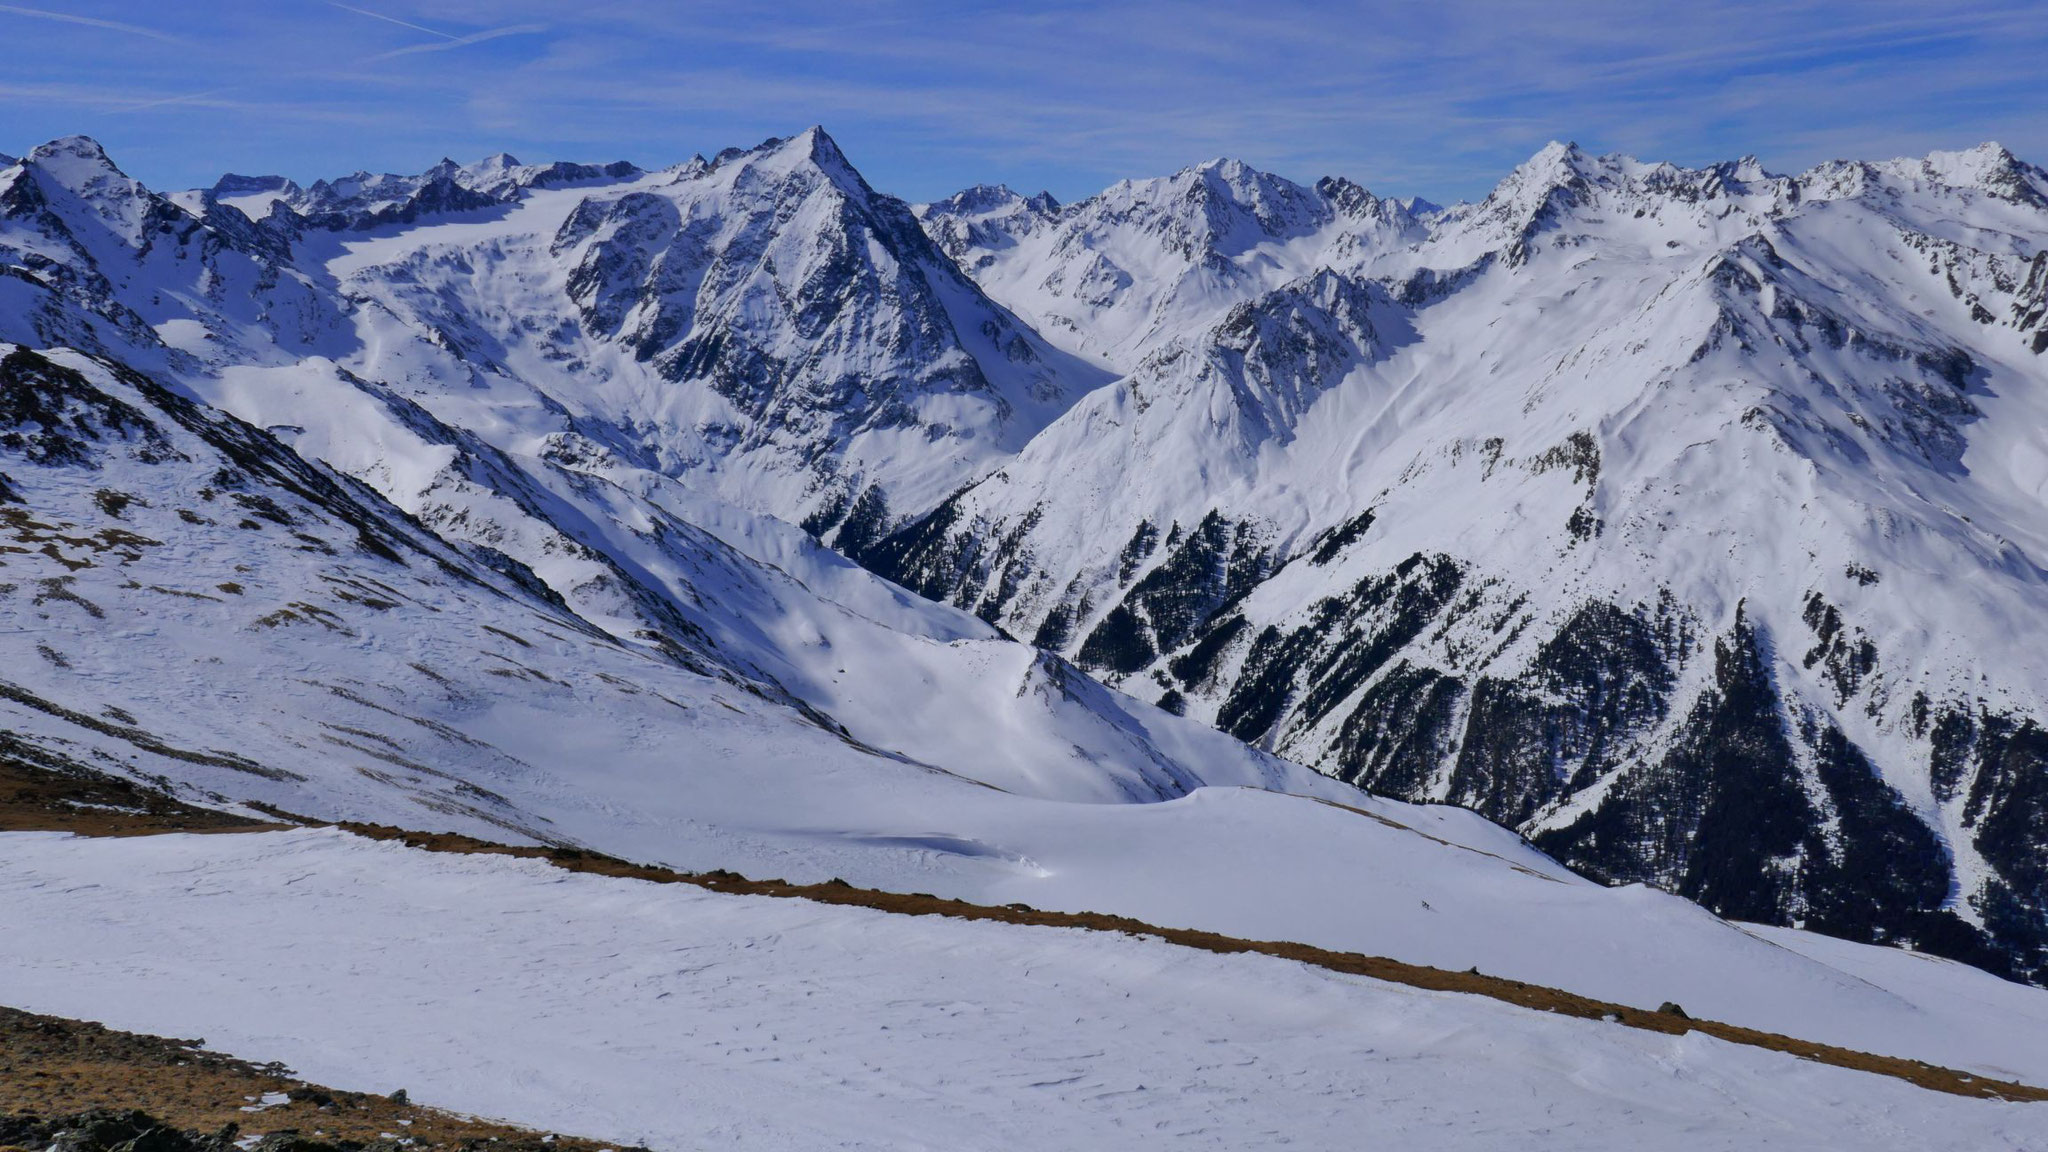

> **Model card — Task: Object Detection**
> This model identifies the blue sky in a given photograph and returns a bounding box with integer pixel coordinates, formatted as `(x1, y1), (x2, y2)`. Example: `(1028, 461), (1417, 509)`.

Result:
(1, 1), (2044, 204)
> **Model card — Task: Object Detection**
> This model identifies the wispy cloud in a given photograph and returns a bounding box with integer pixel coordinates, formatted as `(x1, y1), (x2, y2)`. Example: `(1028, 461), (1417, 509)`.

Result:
(116, 85), (243, 113)
(0, 0), (2043, 202)
(0, 2), (183, 44)
(363, 23), (547, 62)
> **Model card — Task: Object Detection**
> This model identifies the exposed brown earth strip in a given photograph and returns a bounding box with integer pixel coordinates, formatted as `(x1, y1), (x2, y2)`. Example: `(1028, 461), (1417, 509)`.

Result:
(2, 754), (2042, 1104)
(0, 1006), (626, 1152)
(332, 822), (2048, 1104)
(0, 752), (280, 836)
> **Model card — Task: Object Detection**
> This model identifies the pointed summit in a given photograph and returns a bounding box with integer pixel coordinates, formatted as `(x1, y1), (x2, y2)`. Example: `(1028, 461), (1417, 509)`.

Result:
(794, 124), (845, 164)
(777, 125), (855, 178)
(16, 135), (170, 244)
(1499, 140), (1597, 192)
(729, 126), (874, 201)
(28, 134), (116, 166)
(931, 183), (1023, 213)
(25, 135), (127, 189)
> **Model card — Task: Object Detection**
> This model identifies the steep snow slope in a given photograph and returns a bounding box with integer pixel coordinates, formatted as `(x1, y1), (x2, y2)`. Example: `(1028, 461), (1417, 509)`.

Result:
(0, 338), (1363, 825)
(3, 830), (2042, 1152)
(874, 141), (2048, 981)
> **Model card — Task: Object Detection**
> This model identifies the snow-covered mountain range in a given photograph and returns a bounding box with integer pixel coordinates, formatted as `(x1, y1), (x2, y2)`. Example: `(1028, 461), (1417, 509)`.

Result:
(886, 139), (2048, 983)
(2, 125), (2046, 1003)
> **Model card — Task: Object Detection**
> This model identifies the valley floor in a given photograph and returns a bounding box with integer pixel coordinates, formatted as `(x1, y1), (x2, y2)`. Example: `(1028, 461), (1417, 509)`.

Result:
(3, 826), (2043, 1151)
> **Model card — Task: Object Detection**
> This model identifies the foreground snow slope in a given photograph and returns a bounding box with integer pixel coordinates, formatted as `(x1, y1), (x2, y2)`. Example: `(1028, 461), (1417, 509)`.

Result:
(1, 829), (2039, 1152)
(25, 336), (2048, 1085)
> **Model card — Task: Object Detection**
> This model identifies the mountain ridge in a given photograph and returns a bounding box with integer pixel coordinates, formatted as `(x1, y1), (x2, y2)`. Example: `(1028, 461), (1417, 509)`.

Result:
(5, 127), (2048, 986)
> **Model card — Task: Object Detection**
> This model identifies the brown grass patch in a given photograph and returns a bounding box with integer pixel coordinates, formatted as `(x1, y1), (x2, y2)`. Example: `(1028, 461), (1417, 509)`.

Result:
(0, 755), (278, 837)
(0, 1006), (627, 1152)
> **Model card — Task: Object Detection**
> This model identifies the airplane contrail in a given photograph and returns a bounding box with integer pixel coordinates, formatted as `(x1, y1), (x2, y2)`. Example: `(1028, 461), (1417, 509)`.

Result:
(364, 23), (547, 62)
(322, 0), (458, 41)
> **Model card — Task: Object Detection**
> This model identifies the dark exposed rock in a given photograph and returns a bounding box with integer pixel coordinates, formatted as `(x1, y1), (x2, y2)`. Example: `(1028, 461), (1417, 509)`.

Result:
(2016, 251), (2048, 354)
(0, 1110), (240, 1152)
(1447, 602), (1677, 826)
(1535, 606), (1825, 922)
(1212, 552), (1463, 745)
(0, 347), (179, 468)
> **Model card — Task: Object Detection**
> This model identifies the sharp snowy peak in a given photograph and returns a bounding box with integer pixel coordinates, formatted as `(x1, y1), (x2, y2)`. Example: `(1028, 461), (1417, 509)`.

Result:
(319, 126), (1107, 542)
(0, 134), (1328, 820)
(920, 158), (1426, 371)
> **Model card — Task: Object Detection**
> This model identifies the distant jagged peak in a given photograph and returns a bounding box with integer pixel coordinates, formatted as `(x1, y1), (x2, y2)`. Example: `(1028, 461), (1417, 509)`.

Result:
(1426, 140), (1806, 265)
(1901, 141), (2045, 206)
(240, 150), (642, 229)
(211, 172), (303, 198)
(667, 154), (711, 181)
(1155, 156), (1327, 230)
(1796, 141), (2048, 210)
(1312, 174), (1382, 218)
(456, 154), (641, 199)
(1508, 139), (1595, 186)
(1057, 157), (1352, 264)
(299, 166), (430, 212)
(1482, 140), (1793, 211)
(921, 183), (1061, 219)
(917, 183), (1065, 264)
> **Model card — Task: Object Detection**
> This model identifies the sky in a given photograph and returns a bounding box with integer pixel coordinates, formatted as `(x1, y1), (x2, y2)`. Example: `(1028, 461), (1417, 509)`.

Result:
(0, 1), (2045, 205)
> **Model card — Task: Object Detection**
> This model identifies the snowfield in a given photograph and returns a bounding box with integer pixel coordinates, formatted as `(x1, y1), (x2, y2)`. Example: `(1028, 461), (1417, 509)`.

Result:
(0, 828), (2041, 1152)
